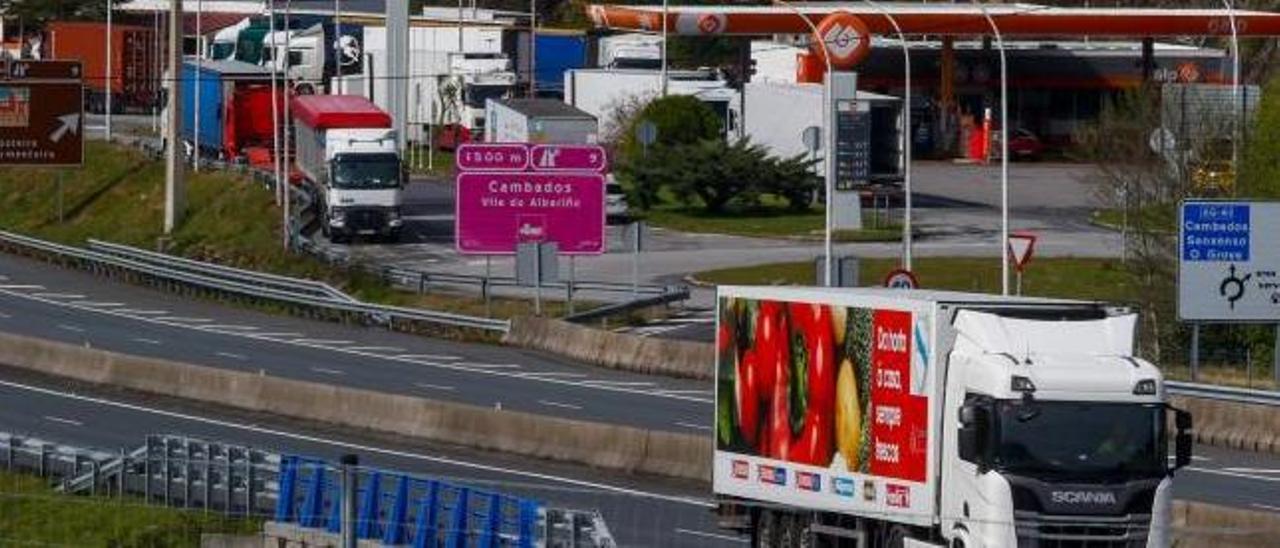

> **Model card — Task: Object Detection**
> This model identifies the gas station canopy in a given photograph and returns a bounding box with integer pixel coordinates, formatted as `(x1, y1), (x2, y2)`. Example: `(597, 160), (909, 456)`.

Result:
(587, 3), (1280, 38)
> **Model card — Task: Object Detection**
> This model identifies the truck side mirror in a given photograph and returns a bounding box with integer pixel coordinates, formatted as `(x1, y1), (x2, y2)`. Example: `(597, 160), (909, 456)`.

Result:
(1173, 408), (1193, 469)
(958, 404), (989, 470)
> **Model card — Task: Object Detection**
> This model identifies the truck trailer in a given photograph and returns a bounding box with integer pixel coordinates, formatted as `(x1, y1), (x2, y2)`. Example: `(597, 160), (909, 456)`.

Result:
(484, 98), (598, 144)
(179, 60), (282, 166)
(564, 68), (740, 138)
(291, 95), (405, 243)
(714, 287), (1192, 547)
(45, 21), (159, 114)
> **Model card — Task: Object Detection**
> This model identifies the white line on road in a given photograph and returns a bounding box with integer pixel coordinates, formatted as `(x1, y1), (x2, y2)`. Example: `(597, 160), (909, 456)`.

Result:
(157, 317), (214, 323)
(43, 415), (83, 427)
(204, 325), (260, 332)
(216, 352), (248, 361)
(657, 389), (714, 396)
(674, 529), (747, 543)
(33, 293), (85, 299)
(0, 287), (714, 404)
(675, 422), (712, 431)
(346, 346), (407, 353)
(57, 324), (84, 333)
(0, 312), (9, 319)
(0, 284), (44, 290)
(254, 332), (306, 338)
(395, 354), (464, 361)
(1252, 503), (1280, 512)
(538, 399), (582, 411)
(0, 378), (715, 508)
(132, 338), (162, 345)
(516, 372), (587, 379)
(1186, 466), (1280, 484)
(414, 383), (456, 392)
(1222, 467), (1280, 475)
(461, 362), (521, 370)
(292, 339), (355, 346)
(580, 380), (657, 388)
(79, 302), (126, 308)
(118, 310), (168, 316)
(310, 367), (346, 376)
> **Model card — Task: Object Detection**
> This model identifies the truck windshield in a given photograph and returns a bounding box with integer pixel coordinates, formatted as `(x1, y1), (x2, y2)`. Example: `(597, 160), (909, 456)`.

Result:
(210, 42), (235, 60)
(463, 84), (509, 108)
(331, 154), (401, 190)
(994, 401), (1165, 481)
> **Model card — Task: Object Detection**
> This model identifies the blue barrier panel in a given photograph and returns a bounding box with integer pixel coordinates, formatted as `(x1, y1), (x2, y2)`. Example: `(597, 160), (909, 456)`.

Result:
(382, 475), (411, 545)
(357, 471), (382, 538)
(478, 492), (503, 548)
(299, 461), (327, 528)
(274, 456), (299, 523)
(327, 481), (341, 534)
(518, 500), (539, 548)
(412, 481), (442, 548)
(446, 487), (470, 548)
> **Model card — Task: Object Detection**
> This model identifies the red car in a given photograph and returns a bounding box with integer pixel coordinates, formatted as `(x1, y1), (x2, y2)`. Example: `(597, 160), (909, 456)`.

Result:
(1007, 128), (1046, 160)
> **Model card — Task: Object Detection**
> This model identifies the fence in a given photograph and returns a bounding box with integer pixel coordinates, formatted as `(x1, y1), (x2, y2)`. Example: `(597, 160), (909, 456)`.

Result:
(1, 431), (614, 547)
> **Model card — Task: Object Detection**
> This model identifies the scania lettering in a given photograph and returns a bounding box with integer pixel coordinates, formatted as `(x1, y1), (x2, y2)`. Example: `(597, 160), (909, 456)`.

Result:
(713, 287), (1193, 547)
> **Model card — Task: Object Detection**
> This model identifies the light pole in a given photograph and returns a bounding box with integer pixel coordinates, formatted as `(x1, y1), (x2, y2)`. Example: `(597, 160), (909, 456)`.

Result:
(977, 4), (1010, 296)
(773, 0), (834, 287)
(530, 0), (537, 96)
(1222, 0), (1240, 195)
(164, 0), (184, 234)
(334, 0), (341, 94)
(660, 0), (669, 96)
(105, 0), (112, 141)
(860, 0), (913, 271)
(194, 0), (202, 172)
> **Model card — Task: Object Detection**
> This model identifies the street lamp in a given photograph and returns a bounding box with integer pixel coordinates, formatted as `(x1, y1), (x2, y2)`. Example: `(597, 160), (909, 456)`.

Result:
(977, 4), (1011, 296)
(106, 0), (113, 141)
(772, 0), (835, 287)
(1222, 0), (1240, 195)
(860, 0), (913, 271)
(660, 0), (669, 96)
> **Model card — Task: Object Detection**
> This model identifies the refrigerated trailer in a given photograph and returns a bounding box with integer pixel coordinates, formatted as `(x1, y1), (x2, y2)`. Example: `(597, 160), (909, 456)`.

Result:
(45, 21), (159, 113)
(714, 287), (1193, 547)
(179, 60), (282, 165)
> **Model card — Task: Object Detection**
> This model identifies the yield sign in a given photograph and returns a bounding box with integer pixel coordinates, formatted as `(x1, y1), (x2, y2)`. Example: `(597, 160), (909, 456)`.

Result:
(1007, 232), (1038, 272)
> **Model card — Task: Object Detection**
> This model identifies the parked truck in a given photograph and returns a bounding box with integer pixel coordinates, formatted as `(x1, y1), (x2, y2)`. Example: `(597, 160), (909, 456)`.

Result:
(484, 98), (597, 144)
(564, 68), (740, 138)
(291, 95), (405, 243)
(180, 60), (282, 166)
(45, 21), (158, 113)
(714, 287), (1193, 547)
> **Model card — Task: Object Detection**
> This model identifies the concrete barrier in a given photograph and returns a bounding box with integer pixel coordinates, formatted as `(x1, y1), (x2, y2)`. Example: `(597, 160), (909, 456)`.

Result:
(0, 332), (711, 482)
(1173, 500), (1280, 547)
(503, 316), (714, 380)
(1170, 395), (1280, 455)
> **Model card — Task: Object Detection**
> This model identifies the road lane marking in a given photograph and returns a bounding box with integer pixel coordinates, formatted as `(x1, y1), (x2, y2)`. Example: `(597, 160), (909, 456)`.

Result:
(1222, 467), (1280, 475)
(395, 354), (463, 361)
(310, 367), (346, 376)
(674, 529), (746, 544)
(1252, 503), (1280, 512)
(205, 325), (260, 332)
(255, 332), (305, 338)
(580, 380), (657, 388)
(156, 317), (214, 323)
(656, 389), (713, 396)
(675, 422), (712, 431)
(0, 284), (44, 290)
(1186, 466), (1280, 483)
(43, 415), (83, 427)
(0, 378), (715, 508)
(33, 293), (85, 299)
(57, 324), (84, 333)
(0, 287), (714, 404)
(516, 372), (587, 379)
(538, 400), (582, 411)
(0, 312), (9, 319)
(461, 362), (521, 370)
(216, 352), (247, 361)
(117, 309), (168, 315)
(80, 302), (126, 308)
(414, 383), (456, 392)
(132, 338), (162, 345)
(346, 346), (407, 353)
(292, 339), (355, 346)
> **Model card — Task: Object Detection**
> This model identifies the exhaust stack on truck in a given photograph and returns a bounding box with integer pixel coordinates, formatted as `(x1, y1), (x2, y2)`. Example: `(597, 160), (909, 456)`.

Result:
(714, 287), (1192, 547)
(291, 95), (405, 243)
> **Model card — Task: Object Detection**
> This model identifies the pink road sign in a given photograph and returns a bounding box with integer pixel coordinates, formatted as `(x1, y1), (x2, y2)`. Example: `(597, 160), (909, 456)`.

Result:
(530, 144), (608, 172)
(456, 172), (606, 255)
(456, 143), (530, 171)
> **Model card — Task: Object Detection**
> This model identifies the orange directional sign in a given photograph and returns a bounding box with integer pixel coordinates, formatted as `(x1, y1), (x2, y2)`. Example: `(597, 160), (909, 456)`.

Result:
(0, 60), (84, 167)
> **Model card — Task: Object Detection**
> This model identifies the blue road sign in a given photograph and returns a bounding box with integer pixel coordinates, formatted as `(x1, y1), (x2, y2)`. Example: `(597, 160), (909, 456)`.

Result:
(1182, 203), (1250, 262)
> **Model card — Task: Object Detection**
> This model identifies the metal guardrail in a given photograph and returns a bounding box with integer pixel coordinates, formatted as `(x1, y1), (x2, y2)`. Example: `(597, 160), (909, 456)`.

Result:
(0, 230), (510, 333)
(1167, 381), (1280, 407)
(563, 286), (693, 324)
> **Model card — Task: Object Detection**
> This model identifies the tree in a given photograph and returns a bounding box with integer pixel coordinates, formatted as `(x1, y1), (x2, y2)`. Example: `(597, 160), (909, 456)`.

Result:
(1238, 75), (1280, 199)
(614, 95), (723, 210)
(0, 0), (121, 22)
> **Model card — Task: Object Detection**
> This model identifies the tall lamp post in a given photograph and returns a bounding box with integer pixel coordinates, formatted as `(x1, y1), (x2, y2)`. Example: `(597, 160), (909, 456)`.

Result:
(1222, 0), (1240, 195)
(106, 0), (113, 141)
(861, 0), (913, 270)
(772, 0), (834, 287)
(977, 4), (1010, 296)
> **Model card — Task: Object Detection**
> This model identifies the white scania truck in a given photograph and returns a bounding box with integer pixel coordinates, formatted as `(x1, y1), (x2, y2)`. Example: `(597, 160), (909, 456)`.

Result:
(291, 95), (404, 243)
(714, 287), (1192, 547)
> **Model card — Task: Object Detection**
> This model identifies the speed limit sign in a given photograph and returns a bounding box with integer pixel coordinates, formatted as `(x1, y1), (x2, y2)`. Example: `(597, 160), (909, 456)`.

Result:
(884, 269), (919, 290)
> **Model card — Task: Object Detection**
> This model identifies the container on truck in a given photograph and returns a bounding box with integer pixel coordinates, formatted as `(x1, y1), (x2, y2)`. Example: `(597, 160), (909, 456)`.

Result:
(564, 68), (740, 138)
(512, 30), (589, 98)
(45, 21), (158, 113)
(179, 60), (283, 166)
(291, 95), (405, 243)
(598, 33), (662, 69)
(714, 287), (1193, 547)
(484, 98), (598, 144)
(742, 81), (904, 186)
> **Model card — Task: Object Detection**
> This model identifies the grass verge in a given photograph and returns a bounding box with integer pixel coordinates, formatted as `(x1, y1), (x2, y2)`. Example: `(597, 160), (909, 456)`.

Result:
(0, 141), (552, 320)
(0, 471), (259, 546)
(694, 257), (1135, 302)
(643, 207), (904, 242)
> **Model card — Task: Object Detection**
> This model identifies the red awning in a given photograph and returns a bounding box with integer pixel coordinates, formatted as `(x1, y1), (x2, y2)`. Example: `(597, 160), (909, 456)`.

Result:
(290, 95), (393, 130)
(183, 12), (251, 35)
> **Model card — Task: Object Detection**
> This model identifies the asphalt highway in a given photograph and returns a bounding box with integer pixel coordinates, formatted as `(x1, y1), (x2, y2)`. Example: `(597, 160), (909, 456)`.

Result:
(0, 253), (713, 434)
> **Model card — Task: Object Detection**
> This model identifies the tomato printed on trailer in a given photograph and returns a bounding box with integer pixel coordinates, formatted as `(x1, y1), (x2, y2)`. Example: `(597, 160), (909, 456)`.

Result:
(870, 310), (928, 482)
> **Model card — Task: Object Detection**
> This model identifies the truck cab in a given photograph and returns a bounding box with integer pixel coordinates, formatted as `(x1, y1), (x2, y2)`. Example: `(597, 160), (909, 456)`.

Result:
(940, 308), (1189, 548)
(450, 53), (516, 141)
(262, 25), (325, 94)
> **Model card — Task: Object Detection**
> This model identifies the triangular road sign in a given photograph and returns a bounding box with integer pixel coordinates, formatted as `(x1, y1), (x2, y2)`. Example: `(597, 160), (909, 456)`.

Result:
(1008, 232), (1037, 272)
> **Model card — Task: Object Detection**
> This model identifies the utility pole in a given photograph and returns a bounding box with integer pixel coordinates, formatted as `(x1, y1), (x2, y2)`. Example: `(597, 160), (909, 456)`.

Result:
(164, 0), (185, 234)
(106, 0), (113, 141)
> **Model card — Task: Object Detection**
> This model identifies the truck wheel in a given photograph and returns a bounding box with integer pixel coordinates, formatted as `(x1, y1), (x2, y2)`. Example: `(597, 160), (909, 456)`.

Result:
(881, 524), (909, 548)
(753, 510), (781, 548)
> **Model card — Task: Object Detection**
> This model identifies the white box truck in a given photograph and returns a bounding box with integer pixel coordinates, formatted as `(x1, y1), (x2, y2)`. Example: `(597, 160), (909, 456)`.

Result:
(564, 68), (741, 138)
(484, 98), (598, 144)
(714, 287), (1192, 547)
(292, 95), (405, 243)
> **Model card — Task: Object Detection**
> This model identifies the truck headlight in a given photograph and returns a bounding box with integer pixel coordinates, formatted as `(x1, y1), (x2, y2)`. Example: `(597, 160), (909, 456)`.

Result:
(1133, 379), (1158, 395)
(387, 208), (403, 227)
(1010, 376), (1036, 393)
(329, 207), (347, 227)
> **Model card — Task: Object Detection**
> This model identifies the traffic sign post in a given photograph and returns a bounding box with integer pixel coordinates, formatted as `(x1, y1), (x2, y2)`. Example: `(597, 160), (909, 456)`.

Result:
(0, 60), (84, 167)
(884, 268), (919, 290)
(1007, 232), (1037, 296)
